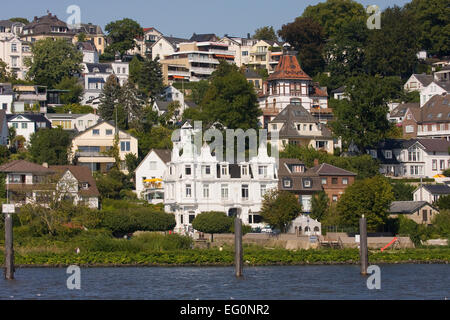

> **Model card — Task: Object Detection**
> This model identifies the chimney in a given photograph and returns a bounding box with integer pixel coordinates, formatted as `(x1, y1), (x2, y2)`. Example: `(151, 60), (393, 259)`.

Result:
(313, 159), (319, 167)
(42, 162), (48, 168)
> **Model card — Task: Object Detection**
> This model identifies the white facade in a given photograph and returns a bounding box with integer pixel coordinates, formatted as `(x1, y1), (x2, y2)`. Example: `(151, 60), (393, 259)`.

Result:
(164, 139), (278, 234)
(135, 149), (170, 203)
(57, 170), (99, 209)
(46, 113), (100, 132)
(0, 34), (31, 80)
(413, 185), (450, 203)
(376, 140), (450, 178)
(420, 81), (449, 107)
(287, 215), (321, 236)
(151, 37), (177, 61)
(7, 115), (44, 143)
(0, 84), (14, 113)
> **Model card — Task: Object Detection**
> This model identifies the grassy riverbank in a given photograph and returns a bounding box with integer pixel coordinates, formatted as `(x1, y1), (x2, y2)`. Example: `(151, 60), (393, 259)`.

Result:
(1, 246), (449, 267)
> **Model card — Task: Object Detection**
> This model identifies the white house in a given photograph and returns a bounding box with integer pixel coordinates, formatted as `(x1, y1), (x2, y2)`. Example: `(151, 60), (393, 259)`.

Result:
(0, 83), (14, 113)
(163, 137), (278, 234)
(420, 80), (450, 107)
(413, 184), (450, 203)
(135, 149), (171, 203)
(81, 59), (129, 107)
(404, 74), (433, 92)
(6, 113), (51, 143)
(0, 29), (31, 80)
(374, 138), (450, 178)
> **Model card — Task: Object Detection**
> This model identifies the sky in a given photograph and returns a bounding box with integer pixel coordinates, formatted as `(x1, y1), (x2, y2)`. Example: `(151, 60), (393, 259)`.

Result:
(1, 0), (412, 39)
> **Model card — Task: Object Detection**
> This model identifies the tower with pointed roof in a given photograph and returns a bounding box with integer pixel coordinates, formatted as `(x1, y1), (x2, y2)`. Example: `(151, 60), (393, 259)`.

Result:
(258, 51), (329, 128)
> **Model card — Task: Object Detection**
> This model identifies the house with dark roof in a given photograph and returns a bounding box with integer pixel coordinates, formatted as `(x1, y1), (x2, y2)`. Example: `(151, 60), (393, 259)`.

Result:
(413, 184), (450, 203)
(6, 113), (51, 143)
(21, 12), (75, 42)
(0, 83), (14, 113)
(49, 165), (100, 208)
(0, 160), (99, 208)
(190, 33), (218, 42)
(278, 158), (357, 210)
(135, 149), (172, 203)
(268, 104), (336, 153)
(400, 94), (450, 139)
(81, 60), (129, 107)
(389, 201), (439, 225)
(404, 74), (434, 92)
(389, 102), (420, 124)
(371, 138), (450, 178)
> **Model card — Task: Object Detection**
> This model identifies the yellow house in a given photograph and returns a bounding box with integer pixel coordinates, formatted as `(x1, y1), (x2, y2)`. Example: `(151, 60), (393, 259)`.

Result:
(73, 23), (106, 55)
(70, 121), (138, 174)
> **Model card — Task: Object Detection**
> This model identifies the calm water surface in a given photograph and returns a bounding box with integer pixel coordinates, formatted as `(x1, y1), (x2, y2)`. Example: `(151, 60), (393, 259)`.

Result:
(0, 264), (449, 300)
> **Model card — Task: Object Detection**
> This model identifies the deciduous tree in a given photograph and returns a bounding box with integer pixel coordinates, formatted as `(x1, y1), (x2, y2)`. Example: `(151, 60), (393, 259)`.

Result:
(260, 190), (302, 233)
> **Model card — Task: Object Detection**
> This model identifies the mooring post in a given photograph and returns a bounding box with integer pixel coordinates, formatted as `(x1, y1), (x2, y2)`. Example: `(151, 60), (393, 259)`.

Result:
(4, 212), (14, 280)
(359, 215), (368, 275)
(234, 217), (243, 277)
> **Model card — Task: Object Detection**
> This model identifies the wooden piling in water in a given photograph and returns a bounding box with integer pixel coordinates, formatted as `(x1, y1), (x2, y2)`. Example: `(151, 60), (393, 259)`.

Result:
(234, 217), (243, 277)
(4, 213), (14, 280)
(359, 215), (368, 275)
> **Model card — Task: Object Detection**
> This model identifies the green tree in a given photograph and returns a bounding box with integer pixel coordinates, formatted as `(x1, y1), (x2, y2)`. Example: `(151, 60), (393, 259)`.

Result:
(105, 18), (143, 57)
(0, 59), (13, 81)
(9, 17), (29, 24)
(129, 55), (143, 83)
(364, 6), (420, 78)
(119, 80), (144, 128)
(260, 190), (302, 233)
(329, 75), (393, 152)
(405, 0), (450, 57)
(98, 75), (121, 121)
(131, 126), (173, 158)
(336, 175), (394, 231)
(435, 195), (450, 211)
(431, 210), (450, 238)
(392, 182), (415, 201)
(24, 38), (83, 88)
(311, 191), (329, 221)
(96, 168), (132, 199)
(278, 17), (325, 76)
(28, 128), (71, 165)
(198, 61), (261, 130)
(302, 0), (366, 39)
(253, 26), (278, 41)
(189, 80), (209, 105)
(135, 56), (164, 102)
(325, 19), (368, 88)
(54, 76), (83, 105)
(192, 211), (232, 242)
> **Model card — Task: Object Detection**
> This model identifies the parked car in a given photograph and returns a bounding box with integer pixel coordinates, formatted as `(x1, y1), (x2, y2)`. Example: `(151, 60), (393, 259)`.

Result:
(261, 226), (272, 233)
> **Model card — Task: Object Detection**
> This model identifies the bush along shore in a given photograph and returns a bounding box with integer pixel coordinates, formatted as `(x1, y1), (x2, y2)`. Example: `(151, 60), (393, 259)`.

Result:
(1, 247), (449, 267)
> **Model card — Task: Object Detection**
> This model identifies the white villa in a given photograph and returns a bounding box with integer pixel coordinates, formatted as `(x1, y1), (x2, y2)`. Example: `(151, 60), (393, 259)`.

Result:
(163, 137), (278, 234)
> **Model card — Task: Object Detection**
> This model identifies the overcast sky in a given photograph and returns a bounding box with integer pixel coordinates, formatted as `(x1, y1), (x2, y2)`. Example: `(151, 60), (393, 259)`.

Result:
(1, 0), (412, 38)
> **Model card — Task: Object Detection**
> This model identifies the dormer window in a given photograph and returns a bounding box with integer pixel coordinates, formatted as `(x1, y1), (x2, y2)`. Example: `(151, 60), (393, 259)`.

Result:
(303, 178), (312, 188)
(385, 150), (392, 159)
(258, 165), (267, 177)
(202, 165), (211, 175)
(81, 183), (89, 190)
(93, 67), (100, 73)
(291, 165), (303, 173)
(283, 178), (292, 188)
(241, 165), (248, 176)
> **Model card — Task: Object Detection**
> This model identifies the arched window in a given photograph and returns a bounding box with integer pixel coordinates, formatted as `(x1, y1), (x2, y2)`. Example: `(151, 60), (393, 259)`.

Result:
(314, 226), (319, 232)
(305, 226), (310, 232)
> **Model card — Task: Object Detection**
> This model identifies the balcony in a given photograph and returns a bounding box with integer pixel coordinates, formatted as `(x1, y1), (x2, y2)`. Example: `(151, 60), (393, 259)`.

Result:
(190, 66), (215, 75)
(188, 56), (219, 64)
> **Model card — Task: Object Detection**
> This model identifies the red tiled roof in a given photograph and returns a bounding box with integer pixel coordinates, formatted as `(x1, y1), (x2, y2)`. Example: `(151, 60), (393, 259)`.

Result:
(267, 53), (312, 81)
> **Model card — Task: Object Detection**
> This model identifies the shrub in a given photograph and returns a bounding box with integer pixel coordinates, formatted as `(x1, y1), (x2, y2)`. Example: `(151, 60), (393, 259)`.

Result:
(192, 211), (232, 242)
(432, 210), (450, 238)
(102, 208), (176, 236)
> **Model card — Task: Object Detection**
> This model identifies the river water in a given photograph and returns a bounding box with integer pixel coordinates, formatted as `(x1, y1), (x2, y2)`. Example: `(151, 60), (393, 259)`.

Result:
(0, 264), (449, 300)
